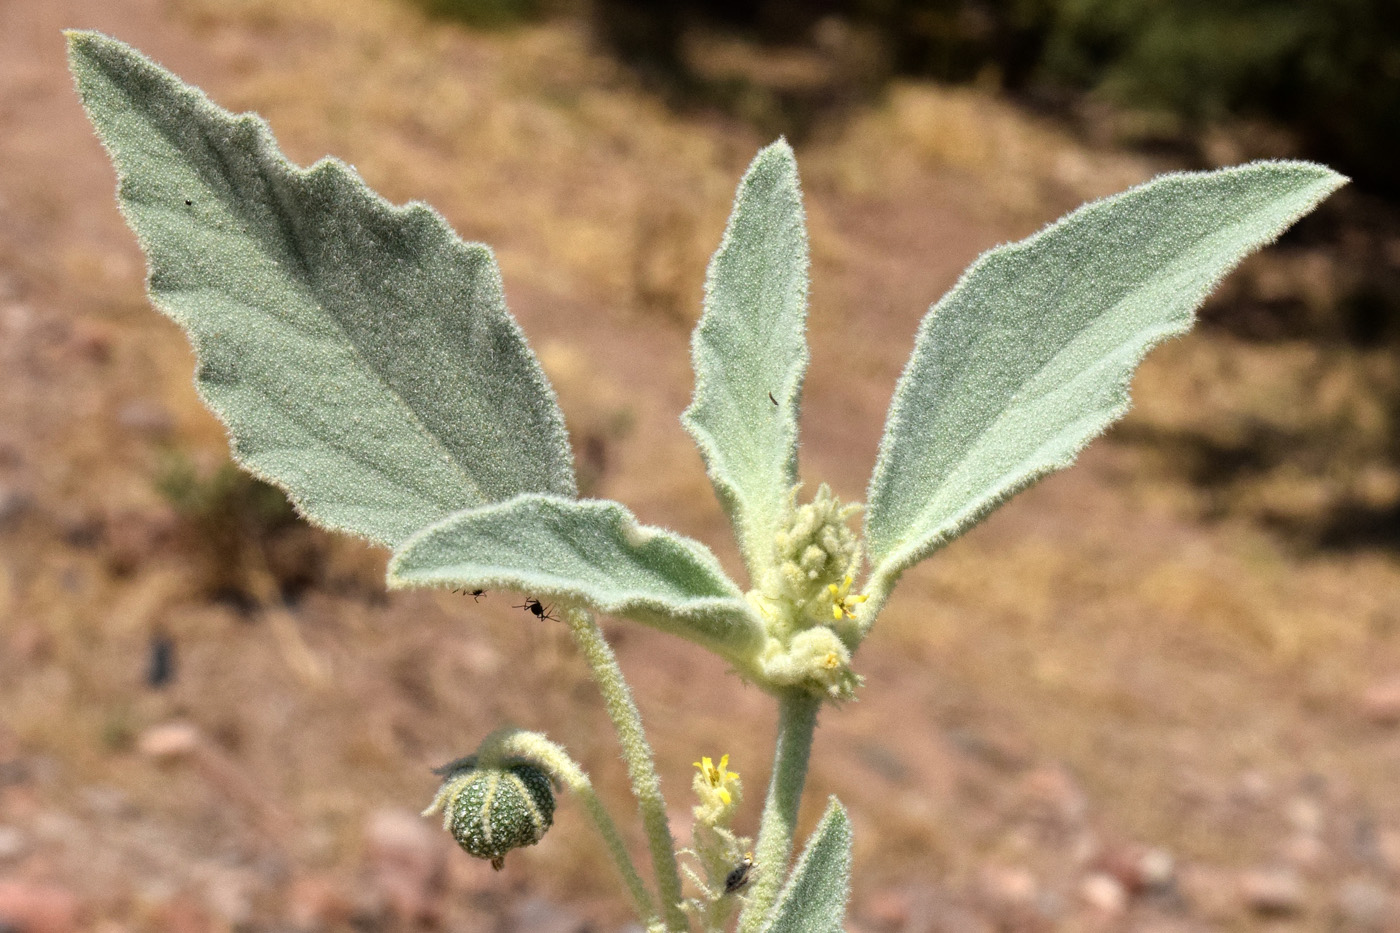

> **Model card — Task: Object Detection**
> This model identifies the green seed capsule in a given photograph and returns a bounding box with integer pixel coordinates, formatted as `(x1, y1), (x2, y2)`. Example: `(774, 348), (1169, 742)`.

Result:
(440, 763), (556, 870)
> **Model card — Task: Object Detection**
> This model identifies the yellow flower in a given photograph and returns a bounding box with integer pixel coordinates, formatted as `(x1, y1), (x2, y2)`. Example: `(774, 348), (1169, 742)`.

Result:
(828, 575), (868, 620)
(693, 754), (740, 806)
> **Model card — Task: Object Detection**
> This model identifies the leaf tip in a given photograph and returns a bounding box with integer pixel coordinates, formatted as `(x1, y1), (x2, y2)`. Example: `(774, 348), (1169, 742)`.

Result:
(754, 137), (798, 173)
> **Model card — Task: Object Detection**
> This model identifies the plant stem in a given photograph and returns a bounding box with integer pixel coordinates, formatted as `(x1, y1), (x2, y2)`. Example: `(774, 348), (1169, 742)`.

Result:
(565, 609), (688, 932)
(738, 691), (821, 933)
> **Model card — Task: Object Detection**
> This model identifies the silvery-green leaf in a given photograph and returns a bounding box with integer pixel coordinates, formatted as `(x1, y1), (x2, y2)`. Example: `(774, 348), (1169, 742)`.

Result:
(683, 140), (809, 577)
(760, 798), (852, 933)
(67, 31), (574, 548)
(865, 162), (1345, 592)
(388, 494), (765, 660)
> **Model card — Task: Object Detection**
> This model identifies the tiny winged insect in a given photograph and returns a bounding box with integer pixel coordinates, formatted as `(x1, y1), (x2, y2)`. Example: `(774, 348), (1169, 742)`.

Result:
(724, 852), (754, 895)
(515, 597), (558, 622)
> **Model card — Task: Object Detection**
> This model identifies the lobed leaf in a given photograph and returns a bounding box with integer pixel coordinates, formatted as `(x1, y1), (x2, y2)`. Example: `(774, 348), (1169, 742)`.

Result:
(683, 140), (810, 577)
(865, 161), (1346, 591)
(67, 31), (574, 548)
(388, 495), (766, 660)
(760, 798), (853, 933)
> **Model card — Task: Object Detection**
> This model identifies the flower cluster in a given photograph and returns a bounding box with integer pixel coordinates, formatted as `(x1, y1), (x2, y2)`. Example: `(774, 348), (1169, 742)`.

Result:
(749, 485), (866, 700)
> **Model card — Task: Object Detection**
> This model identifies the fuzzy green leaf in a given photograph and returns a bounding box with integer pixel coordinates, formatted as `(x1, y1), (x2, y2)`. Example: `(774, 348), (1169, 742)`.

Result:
(388, 494), (765, 660)
(67, 31), (574, 548)
(760, 798), (852, 933)
(683, 140), (809, 576)
(865, 162), (1345, 590)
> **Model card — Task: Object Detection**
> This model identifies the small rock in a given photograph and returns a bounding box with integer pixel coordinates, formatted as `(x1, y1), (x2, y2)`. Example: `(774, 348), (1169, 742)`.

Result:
(0, 881), (79, 933)
(1093, 841), (1175, 895)
(116, 401), (174, 438)
(0, 826), (25, 860)
(1079, 874), (1127, 915)
(137, 722), (202, 761)
(1019, 764), (1088, 825)
(6, 624), (51, 667)
(1234, 770), (1272, 806)
(1375, 828), (1400, 877)
(1359, 677), (1400, 725)
(1239, 866), (1304, 917)
(364, 809), (446, 925)
(286, 875), (353, 931)
(201, 870), (253, 928)
(1336, 878), (1391, 930)
(1138, 847), (1176, 892)
(1282, 833), (1328, 873)
(1285, 796), (1324, 835)
(977, 865), (1037, 907)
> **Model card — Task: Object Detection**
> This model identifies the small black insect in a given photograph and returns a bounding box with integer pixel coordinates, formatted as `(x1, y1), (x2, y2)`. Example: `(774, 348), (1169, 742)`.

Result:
(724, 853), (754, 895)
(453, 587), (487, 601)
(515, 597), (558, 622)
(768, 392), (778, 406)
(184, 199), (192, 206)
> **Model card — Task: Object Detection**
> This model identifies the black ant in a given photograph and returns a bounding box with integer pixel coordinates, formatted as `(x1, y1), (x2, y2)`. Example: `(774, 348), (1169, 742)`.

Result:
(515, 597), (558, 622)
(452, 587), (486, 601)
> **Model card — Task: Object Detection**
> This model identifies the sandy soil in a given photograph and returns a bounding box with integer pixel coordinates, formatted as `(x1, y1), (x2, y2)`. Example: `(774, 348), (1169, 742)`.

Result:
(2, 1), (1399, 931)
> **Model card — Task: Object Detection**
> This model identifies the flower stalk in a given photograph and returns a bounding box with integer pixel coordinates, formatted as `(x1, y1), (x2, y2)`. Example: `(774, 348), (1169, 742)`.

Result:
(563, 607), (688, 932)
(738, 691), (821, 933)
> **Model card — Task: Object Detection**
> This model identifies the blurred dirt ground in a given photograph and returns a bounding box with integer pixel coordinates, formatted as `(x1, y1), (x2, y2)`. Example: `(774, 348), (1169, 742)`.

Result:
(2, 1), (1399, 931)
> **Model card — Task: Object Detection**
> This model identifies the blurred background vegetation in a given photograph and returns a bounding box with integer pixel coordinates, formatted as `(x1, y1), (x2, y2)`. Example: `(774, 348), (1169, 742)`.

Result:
(413, 0), (1400, 548)
(423, 0), (1398, 195)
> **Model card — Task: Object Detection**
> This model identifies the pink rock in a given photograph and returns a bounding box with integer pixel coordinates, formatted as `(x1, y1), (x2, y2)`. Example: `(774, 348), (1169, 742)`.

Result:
(0, 881), (79, 933)
(1093, 841), (1174, 895)
(286, 875), (353, 931)
(977, 865), (1037, 907)
(137, 721), (203, 761)
(1281, 833), (1328, 873)
(1239, 866), (1304, 917)
(1376, 828), (1400, 878)
(1019, 764), (1088, 824)
(364, 809), (447, 925)
(1360, 677), (1400, 725)
(1079, 873), (1127, 915)
(1284, 796), (1324, 835)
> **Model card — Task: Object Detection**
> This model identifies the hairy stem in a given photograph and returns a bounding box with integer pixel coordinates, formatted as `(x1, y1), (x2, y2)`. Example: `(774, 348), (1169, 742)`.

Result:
(738, 691), (821, 933)
(565, 609), (687, 932)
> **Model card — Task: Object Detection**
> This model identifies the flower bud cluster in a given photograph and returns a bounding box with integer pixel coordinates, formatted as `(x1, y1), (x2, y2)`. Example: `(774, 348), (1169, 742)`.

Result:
(684, 754), (751, 930)
(750, 485), (865, 700)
